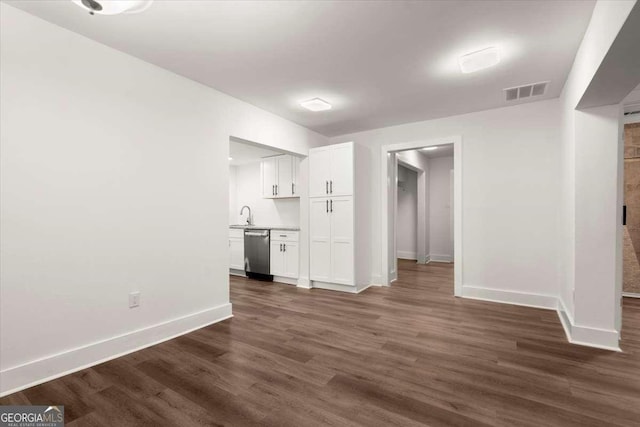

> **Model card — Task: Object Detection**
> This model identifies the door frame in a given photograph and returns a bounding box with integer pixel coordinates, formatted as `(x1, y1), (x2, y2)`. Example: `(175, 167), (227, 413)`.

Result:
(622, 112), (640, 299)
(380, 135), (463, 296)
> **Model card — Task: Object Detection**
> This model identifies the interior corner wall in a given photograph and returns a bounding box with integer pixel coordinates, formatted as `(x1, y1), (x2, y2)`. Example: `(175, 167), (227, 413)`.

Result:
(331, 98), (563, 302)
(557, 0), (636, 348)
(0, 4), (328, 395)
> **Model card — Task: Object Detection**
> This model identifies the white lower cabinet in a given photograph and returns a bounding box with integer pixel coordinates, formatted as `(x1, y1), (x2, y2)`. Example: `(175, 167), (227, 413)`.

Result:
(229, 228), (245, 271)
(310, 196), (354, 285)
(270, 231), (299, 279)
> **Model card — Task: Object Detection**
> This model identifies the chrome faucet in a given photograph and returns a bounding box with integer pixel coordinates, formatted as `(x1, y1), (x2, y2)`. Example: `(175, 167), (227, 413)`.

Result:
(240, 205), (252, 226)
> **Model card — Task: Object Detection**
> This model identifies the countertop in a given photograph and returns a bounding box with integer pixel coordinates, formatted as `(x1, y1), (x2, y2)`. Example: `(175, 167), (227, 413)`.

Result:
(229, 225), (300, 231)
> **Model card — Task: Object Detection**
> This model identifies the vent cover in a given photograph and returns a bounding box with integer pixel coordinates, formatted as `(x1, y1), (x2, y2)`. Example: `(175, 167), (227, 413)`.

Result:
(504, 81), (549, 101)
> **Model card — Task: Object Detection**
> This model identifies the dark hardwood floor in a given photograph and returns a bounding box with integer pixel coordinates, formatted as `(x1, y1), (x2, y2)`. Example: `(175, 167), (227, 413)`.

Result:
(2, 259), (640, 426)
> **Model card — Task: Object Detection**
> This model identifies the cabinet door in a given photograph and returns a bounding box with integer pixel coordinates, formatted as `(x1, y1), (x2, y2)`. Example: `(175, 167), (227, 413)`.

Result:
(309, 148), (332, 198)
(261, 157), (278, 198)
(291, 156), (300, 197)
(310, 198), (331, 282)
(282, 242), (299, 278)
(330, 144), (353, 196)
(229, 238), (245, 270)
(330, 197), (354, 285)
(276, 155), (293, 198)
(270, 241), (284, 276)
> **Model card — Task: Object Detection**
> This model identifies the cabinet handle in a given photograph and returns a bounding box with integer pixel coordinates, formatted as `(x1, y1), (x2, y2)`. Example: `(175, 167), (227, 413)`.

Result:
(272, 185), (275, 196)
(326, 181), (329, 194)
(292, 183), (295, 195)
(330, 180), (333, 194)
(330, 199), (333, 212)
(283, 244), (286, 252)
(280, 243), (283, 252)
(326, 200), (328, 213)
(276, 185), (278, 196)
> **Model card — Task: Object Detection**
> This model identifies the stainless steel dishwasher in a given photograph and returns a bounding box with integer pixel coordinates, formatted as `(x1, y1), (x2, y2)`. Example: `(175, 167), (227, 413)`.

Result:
(244, 229), (273, 281)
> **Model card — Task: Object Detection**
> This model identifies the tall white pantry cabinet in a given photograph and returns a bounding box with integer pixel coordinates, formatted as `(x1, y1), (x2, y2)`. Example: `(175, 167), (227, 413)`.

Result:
(308, 141), (370, 292)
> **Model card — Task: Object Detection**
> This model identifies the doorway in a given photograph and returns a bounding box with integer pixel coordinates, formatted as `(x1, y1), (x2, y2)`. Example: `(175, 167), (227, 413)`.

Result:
(380, 136), (462, 295)
(623, 117), (640, 298)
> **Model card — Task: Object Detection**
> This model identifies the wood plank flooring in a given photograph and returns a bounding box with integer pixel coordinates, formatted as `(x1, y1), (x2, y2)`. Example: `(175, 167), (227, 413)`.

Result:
(2, 259), (640, 426)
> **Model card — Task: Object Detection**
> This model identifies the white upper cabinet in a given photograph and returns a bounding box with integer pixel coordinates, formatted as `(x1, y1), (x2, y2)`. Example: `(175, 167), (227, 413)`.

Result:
(261, 157), (278, 198)
(309, 142), (353, 198)
(309, 148), (332, 197)
(261, 155), (300, 199)
(329, 144), (353, 197)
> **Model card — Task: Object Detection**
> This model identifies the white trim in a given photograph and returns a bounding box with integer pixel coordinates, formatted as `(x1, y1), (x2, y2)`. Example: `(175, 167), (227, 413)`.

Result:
(0, 303), (233, 397)
(429, 253), (453, 263)
(369, 274), (384, 286)
(623, 112), (640, 124)
(229, 269), (246, 277)
(556, 299), (621, 352)
(380, 135), (463, 296)
(461, 289), (621, 351)
(312, 280), (372, 294)
(273, 276), (298, 286)
(397, 250), (418, 260)
(297, 276), (311, 289)
(623, 292), (640, 298)
(462, 286), (557, 310)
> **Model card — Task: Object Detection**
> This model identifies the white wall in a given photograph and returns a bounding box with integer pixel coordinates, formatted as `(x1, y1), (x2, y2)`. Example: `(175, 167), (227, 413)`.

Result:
(557, 0), (636, 349)
(229, 165), (238, 224)
(396, 165), (418, 259)
(0, 4), (327, 395)
(229, 162), (300, 227)
(429, 156), (454, 262)
(332, 98), (562, 300)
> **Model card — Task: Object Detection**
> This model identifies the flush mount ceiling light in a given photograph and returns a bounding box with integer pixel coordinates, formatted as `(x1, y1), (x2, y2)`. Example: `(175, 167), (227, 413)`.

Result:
(71, 0), (154, 15)
(300, 98), (332, 112)
(228, 157), (233, 161)
(459, 47), (500, 74)
(422, 146), (438, 151)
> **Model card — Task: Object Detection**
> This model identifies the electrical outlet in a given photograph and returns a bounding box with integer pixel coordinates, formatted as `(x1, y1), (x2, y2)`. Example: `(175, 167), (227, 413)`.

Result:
(129, 291), (140, 308)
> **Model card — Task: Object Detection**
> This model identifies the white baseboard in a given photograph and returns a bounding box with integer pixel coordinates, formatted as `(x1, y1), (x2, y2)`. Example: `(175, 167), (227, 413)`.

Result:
(556, 299), (621, 351)
(462, 285), (557, 310)
(417, 255), (430, 264)
(311, 280), (359, 294)
(273, 276), (297, 286)
(0, 303), (233, 397)
(429, 253), (453, 263)
(229, 269), (246, 277)
(397, 251), (417, 260)
(462, 286), (620, 351)
(297, 276), (311, 289)
(623, 292), (640, 298)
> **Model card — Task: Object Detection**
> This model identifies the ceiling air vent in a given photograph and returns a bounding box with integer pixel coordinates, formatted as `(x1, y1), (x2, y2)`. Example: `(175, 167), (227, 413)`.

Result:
(504, 81), (549, 101)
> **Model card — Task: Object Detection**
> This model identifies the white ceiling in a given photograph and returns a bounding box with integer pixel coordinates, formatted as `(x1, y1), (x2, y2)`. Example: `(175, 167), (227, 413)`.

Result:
(6, 0), (595, 137)
(229, 138), (283, 167)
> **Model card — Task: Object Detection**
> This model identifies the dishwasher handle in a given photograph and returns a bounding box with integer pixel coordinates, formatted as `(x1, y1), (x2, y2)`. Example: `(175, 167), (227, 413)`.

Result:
(245, 231), (269, 237)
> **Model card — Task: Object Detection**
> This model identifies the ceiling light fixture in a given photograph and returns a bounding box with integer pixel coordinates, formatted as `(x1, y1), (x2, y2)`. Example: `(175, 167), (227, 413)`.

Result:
(459, 47), (500, 74)
(423, 147), (438, 151)
(71, 0), (154, 15)
(300, 98), (332, 112)
(228, 157), (233, 161)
